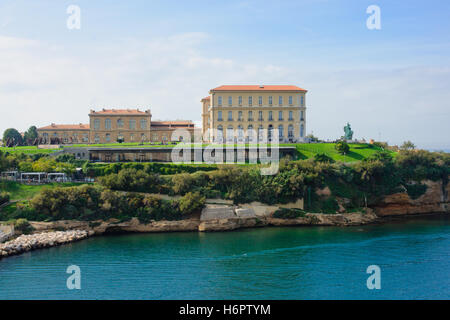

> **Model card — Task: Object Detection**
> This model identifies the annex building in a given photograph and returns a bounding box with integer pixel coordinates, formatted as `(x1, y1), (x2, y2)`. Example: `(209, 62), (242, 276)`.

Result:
(37, 108), (195, 144)
(202, 85), (307, 143)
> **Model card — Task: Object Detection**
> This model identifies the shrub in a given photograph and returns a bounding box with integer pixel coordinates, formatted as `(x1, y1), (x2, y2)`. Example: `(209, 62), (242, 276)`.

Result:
(177, 192), (206, 215)
(0, 192), (10, 206)
(405, 183), (428, 200)
(14, 218), (34, 234)
(314, 153), (335, 163)
(335, 141), (350, 155)
(99, 168), (161, 193)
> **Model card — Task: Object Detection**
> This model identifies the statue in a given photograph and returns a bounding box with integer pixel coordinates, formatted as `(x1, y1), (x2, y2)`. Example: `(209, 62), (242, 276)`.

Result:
(343, 122), (354, 141)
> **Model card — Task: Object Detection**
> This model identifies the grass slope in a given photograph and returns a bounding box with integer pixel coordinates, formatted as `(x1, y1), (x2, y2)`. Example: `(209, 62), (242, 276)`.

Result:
(0, 181), (83, 201)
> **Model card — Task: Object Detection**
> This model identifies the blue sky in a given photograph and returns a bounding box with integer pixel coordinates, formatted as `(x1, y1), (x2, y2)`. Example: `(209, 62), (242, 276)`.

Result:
(0, 0), (449, 148)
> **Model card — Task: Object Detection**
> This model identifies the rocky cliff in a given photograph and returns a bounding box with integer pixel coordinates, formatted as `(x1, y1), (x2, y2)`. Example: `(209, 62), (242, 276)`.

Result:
(371, 180), (449, 216)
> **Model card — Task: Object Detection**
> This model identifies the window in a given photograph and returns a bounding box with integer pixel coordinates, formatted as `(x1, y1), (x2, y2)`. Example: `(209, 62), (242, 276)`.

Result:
(94, 134), (100, 143)
(278, 96), (283, 105)
(248, 96), (253, 106)
(105, 119), (111, 130)
(248, 111), (253, 121)
(218, 111), (223, 121)
(258, 111), (263, 121)
(117, 119), (124, 128)
(94, 119), (100, 130)
(228, 111), (233, 121)
(83, 134), (88, 142)
(238, 111), (242, 121)
(247, 125), (254, 141)
(269, 111), (273, 121)
(218, 96), (222, 106)
(129, 120), (136, 130)
(226, 126), (234, 142)
(289, 96), (293, 105)
(268, 125), (274, 140)
(217, 125), (223, 141)
(278, 111), (283, 120)
(288, 125), (294, 138)
(238, 96), (242, 105)
(258, 96), (263, 106)
(278, 125), (284, 138)
(269, 96), (273, 105)
(300, 124), (304, 137)
(301, 96), (304, 106)
(289, 111), (293, 120)
(258, 125), (264, 141)
(140, 119), (147, 129)
(130, 134), (134, 141)
(228, 96), (232, 106)
(237, 125), (244, 138)
(300, 111), (304, 121)
(152, 133), (158, 142)
(105, 133), (111, 142)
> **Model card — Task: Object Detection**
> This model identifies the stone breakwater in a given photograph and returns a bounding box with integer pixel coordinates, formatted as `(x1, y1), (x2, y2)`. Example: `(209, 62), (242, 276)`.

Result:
(0, 230), (89, 259)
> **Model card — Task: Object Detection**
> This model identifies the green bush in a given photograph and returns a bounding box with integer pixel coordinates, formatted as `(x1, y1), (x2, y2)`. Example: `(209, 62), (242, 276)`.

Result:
(405, 183), (428, 200)
(14, 218), (34, 234)
(0, 192), (10, 205)
(177, 192), (206, 215)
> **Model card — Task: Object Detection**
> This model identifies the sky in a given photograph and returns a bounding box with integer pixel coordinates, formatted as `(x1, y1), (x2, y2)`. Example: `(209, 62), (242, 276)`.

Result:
(0, 0), (449, 149)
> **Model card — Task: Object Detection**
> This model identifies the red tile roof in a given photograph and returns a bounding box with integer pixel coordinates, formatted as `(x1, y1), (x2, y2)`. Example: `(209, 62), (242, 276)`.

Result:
(90, 108), (150, 115)
(38, 124), (90, 130)
(201, 96), (211, 101)
(210, 85), (307, 92)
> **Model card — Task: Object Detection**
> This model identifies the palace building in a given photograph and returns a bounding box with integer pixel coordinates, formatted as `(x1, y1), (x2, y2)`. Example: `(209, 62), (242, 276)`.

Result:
(37, 108), (195, 144)
(201, 85), (307, 143)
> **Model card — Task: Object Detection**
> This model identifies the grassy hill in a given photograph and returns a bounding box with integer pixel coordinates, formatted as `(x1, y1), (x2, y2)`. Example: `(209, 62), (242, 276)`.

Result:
(1, 142), (395, 162)
(294, 143), (394, 162)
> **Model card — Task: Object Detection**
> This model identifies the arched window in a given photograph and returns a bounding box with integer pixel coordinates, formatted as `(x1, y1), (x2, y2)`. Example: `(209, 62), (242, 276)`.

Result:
(217, 125), (223, 142)
(140, 119), (147, 129)
(105, 133), (111, 142)
(247, 125), (254, 142)
(105, 119), (111, 130)
(288, 125), (294, 138)
(278, 125), (284, 139)
(258, 125), (264, 142)
(268, 124), (274, 141)
(237, 125), (244, 139)
(226, 125), (234, 142)
(94, 119), (100, 130)
(117, 119), (124, 128)
(300, 124), (304, 138)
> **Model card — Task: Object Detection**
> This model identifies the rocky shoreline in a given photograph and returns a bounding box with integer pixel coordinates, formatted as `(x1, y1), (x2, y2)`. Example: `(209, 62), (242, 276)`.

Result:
(0, 179), (448, 260)
(0, 230), (89, 259)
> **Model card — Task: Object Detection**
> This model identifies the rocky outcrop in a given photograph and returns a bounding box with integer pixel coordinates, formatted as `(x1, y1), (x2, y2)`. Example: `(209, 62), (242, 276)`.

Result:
(0, 230), (88, 259)
(372, 180), (449, 216)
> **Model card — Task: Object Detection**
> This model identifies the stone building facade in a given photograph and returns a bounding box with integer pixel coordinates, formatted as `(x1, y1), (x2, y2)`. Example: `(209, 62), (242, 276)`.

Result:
(37, 108), (195, 144)
(202, 85), (307, 143)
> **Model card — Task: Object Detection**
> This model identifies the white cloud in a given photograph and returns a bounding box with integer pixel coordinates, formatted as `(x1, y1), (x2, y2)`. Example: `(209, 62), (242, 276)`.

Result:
(0, 34), (448, 149)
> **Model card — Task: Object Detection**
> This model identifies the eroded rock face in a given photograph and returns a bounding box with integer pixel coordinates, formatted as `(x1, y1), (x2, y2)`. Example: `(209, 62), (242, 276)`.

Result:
(372, 180), (450, 216)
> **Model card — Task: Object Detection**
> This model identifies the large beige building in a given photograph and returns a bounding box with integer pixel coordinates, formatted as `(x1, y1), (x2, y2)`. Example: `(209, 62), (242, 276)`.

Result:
(37, 108), (195, 144)
(202, 85), (307, 143)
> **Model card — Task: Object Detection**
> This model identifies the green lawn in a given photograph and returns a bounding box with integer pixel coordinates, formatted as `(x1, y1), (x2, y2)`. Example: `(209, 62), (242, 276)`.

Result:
(0, 146), (59, 154)
(0, 181), (85, 201)
(294, 143), (395, 162)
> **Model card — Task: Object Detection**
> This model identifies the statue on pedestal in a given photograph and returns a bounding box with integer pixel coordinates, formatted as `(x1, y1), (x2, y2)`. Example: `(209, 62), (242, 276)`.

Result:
(343, 123), (354, 141)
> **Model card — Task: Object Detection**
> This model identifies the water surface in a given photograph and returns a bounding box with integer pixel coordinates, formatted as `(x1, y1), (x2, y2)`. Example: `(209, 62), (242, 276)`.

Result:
(1, 215), (449, 299)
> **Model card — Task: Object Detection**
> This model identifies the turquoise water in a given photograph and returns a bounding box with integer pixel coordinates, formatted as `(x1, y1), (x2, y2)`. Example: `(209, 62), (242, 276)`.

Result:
(1, 215), (449, 300)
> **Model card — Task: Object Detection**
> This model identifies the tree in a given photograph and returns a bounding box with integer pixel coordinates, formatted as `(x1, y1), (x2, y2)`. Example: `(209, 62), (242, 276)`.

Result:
(400, 140), (416, 151)
(306, 133), (320, 143)
(335, 140), (350, 155)
(23, 126), (38, 145)
(3, 128), (23, 146)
